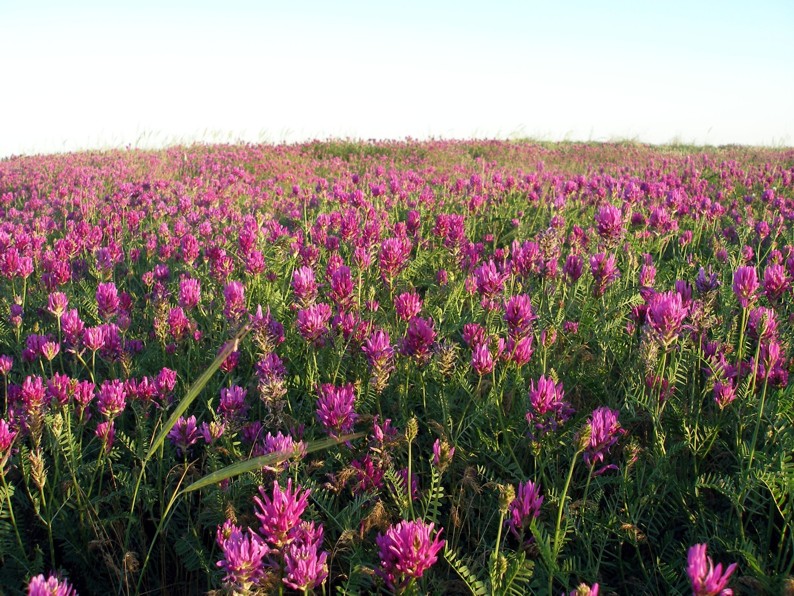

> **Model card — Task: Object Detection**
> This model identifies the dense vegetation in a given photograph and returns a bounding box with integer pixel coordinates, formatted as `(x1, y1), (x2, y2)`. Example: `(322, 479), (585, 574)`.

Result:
(1, 140), (793, 594)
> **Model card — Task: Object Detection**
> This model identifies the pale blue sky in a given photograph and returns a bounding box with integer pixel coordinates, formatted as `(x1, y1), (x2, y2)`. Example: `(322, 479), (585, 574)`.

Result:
(1, 0), (792, 156)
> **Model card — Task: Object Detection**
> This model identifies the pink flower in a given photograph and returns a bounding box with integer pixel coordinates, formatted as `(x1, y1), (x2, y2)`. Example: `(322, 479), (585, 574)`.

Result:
(223, 281), (246, 322)
(0, 419), (17, 454)
(394, 291), (423, 321)
(732, 266), (758, 309)
(504, 294), (536, 338)
(316, 383), (357, 437)
(376, 519), (445, 590)
(646, 291), (688, 347)
(216, 521), (270, 591)
(583, 406), (626, 472)
(254, 479), (311, 548)
(507, 480), (544, 541)
(296, 303), (332, 345)
(282, 524), (329, 592)
(471, 343), (495, 376)
(400, 316), (436, 364)
(167, 415), (201, 457)
(378, 236), (412, 284)
(590, 253), (620, 296)
(526, 376), (574, 439)
(97, 379), (127, 419)
(594, 204), (624, 241)
(96, 282), (120, 321)
(291, 266), (318, 306)
(178, 278), (201, 310)
(95, 420), (115, 453)
(27, 573), (77, 596)
(687, 543), (737, 596)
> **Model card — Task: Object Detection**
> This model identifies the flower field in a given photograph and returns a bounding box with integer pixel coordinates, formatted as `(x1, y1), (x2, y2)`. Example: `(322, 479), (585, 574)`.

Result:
(1, 140), (793, 595)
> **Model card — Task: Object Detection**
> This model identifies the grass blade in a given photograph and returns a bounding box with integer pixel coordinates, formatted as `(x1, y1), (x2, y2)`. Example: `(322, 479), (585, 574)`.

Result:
(145, 324), (249, 462)
(182, 432), (364, 493)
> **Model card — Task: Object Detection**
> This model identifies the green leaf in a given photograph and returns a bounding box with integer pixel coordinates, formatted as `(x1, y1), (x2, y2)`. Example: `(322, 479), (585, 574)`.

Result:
(182, 432), (364, 494)
(145, 324), (249, 462)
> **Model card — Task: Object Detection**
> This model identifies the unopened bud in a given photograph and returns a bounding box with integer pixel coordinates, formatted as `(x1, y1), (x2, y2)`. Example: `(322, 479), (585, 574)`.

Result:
(30, 448), (47, 491)
(405, 417), (418, 443)
(498, 484), (516, 515)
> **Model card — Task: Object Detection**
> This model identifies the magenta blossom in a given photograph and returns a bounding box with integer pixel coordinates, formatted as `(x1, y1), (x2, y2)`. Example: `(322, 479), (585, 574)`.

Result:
(526, 376), (574, 439)
(732, 266), (758, 308)
(583, 406), (626, 472)
(215, 521), (270, 592)
(253, 479), (311, 548)
(27, 573), (77, 596)
(167, 415), (201, 457)
(646, 291), (688, 347)
(594, 203), (624, 241)
(590, 253), (620, 296)
(687, 543), (737, 596)
(507, 480), (544, 541)
(376, 519), (445, 590)
(316, 383), (357, 437)
(504, 294), (536, 338)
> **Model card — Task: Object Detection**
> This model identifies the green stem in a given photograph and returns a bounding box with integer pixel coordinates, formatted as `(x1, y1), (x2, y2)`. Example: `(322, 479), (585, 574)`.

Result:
(0, 467), (26, 560)
(550, 446), (584, 594)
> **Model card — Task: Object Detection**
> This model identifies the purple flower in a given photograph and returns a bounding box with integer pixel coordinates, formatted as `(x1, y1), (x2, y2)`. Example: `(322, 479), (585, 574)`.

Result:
(254, 479), (311, 548)
(646, 291), (688, 347)
(763, 263), (790, 301)
(563, 254), (584, 284)
(525, 376), (574, 439)
(216, 521), (270, 591)
(178, 278), (201, 310)
(223, 281), (246, 322)
(0, 419), (17, 455)
(696, 266), (721, 294)
(254, 431), (307, 472)
(474, 260), (509, 299)
(362, 328), (394, 371)
(590, 253), (620, 296)
(747, 306), (778, 341)
(316, 383), (357, 437)
(394, 291), (423, 321)
(296, 303), (333, 345)
(218, 385), (249, 422)
(60, 310), (84, 348)
(376, 519), (445, 590)
(732, 266), (759, 309)
(594, 204), (624, 241)
(96, 282), (120, 321)
(167, 415), (201, 457)
(687, 543), (737, 596)
(400, 316), (436, 363)
(199, 421), (225, 444)
(95, 420), (115, 453)
(291, 266), (318, 306)
(504, 294), (536, 338)
(507, 480), (544, 541)
(282, 525), (329, 592)
(97, 379), (127, 419)
(583, 406), (626, 471)
(470, 343), (495, 376)
(27, 573), (77, 596)
(713, 381), (736, 409)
